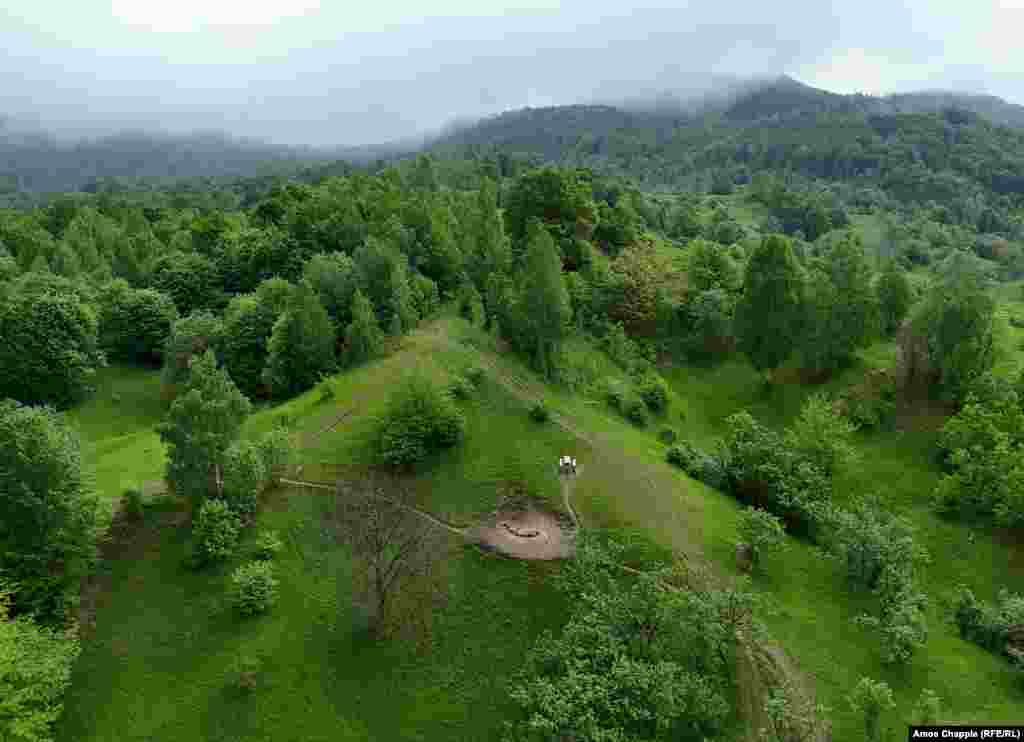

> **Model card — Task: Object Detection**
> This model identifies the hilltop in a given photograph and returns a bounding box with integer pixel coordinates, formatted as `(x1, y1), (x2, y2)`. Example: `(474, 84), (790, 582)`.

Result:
(427, 75), (1024, 199)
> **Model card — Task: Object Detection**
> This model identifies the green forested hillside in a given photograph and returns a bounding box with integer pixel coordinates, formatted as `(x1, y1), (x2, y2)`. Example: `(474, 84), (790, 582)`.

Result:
(431, 76), (1024, 211)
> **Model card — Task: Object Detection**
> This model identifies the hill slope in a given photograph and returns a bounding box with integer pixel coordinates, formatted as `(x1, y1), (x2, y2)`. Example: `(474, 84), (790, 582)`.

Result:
(429, 76), (1024, 199)
(57, 314), (1024, 741)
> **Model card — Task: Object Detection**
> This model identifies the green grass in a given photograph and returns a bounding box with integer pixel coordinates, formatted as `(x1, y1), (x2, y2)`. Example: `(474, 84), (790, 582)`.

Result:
(57, 490), (567, 742)
(64, 364), (168, 514)
(59, 332), (576, 742)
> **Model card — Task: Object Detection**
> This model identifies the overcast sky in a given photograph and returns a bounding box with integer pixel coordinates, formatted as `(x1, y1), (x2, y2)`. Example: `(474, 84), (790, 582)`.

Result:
(2, 0), (1022, 147)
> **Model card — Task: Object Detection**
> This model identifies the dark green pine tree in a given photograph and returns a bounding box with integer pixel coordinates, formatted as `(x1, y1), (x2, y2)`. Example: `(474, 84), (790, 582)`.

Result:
(735, 234), (805, 379)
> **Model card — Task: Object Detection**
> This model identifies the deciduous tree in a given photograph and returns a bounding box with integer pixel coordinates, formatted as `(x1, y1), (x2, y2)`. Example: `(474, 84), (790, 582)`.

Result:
(0, 401), (100, 620)
(158, 350), (251, 503)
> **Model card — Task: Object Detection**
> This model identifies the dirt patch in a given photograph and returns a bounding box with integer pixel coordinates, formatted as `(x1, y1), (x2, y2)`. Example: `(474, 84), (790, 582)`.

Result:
(467, 507), (576, 560)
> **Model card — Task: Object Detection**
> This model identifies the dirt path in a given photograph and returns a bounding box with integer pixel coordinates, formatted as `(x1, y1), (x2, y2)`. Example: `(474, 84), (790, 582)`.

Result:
(559, 471), (581, 529)
(280, 477), (467, 537)
(283, 475), (576, 560)
(299, 407), (356, 449)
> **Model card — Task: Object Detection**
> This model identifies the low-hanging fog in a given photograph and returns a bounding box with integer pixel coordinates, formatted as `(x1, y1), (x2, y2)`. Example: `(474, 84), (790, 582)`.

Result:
(1, 0), (1021, 148)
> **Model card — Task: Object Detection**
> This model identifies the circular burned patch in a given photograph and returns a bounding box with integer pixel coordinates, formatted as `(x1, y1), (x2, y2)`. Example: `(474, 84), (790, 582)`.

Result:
(467, 509), (575, 560)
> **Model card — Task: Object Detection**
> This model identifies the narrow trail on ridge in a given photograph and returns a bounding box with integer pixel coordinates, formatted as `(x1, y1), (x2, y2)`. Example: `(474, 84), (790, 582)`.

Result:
(280, 477), (466, 537)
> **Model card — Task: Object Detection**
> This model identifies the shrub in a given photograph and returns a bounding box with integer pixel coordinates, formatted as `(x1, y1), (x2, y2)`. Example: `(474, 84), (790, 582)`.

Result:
(761, 677), (833, 742)
(856, 596), (930, 666)
(831, 499), (928, 592)
(465, 366), (486, 386)
(737, 507), (786, 571)
(230, 561), (279, 616)
(228, 654), (263, 694)
(847, 677), (896, 742)
(375, 374), (465, 467)
(0, 582), (82, 742)
(843, 394), (896, 430)
(636, 372), (669, 413)
(933, 390), (1024, 524)
(253, 530), (284, 561)
(121, 488), (144, 521)
(625, 397), (648, 426)
(448, 375), (474, 400)
(257, 426), (293, 486)
(666, 444), (690, 468)
(840, 372), (898, 431)
(194, 499), (241, 566)
(785, 394), (858, 478)
(603, 378), (628, 410)
(913, 689), (942, 724)
(667, 441), (729, 490)
(318, 380), (336, 403)
(658, 427), (678, 445)
(220, 440), (267, 520)
(529, 401), (551, 423)
(954, 586), (1024, 656)
(601, 320), (642, 372)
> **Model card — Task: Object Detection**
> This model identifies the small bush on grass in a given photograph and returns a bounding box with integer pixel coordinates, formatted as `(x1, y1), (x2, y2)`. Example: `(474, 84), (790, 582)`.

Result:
(761, 676), (833, 742)
(838, 371), (898, 431)
(375, 373), (465, 467)
(658, 427), (678, 445)
(220, 440), (267, 520)
(194, 499), (241, 567)
(913, 689), (942, 724)
(230, 561), (279, 617)
(448, 375), (474, 400)
(847, 677), (896, 742)
(318, 379), (336, 403)
(737, 507), (786, 572)
(0, 580), (83, 742)
(257, 426), (294, 486)
(666, 441), (729, 490)
(465, 366), (486, 385)
(625, 397), (648, 427)
(529, 401), (550, 423)
(228, 654), (264, 694)
(785, 394), (858, 478)
(636, 372), (669, 413)
(252, 530), (284, 561)
(601, 377), (627, 411)
(954, 586), (1024, 656)
(121, 488), (144, 521)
